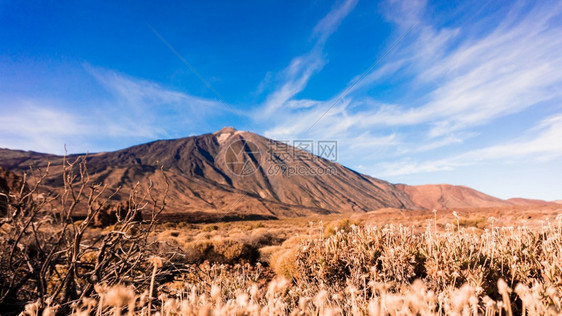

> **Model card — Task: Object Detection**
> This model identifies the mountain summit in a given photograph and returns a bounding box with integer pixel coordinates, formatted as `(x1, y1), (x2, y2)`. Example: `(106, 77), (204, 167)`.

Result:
(213, 126), (238, 134)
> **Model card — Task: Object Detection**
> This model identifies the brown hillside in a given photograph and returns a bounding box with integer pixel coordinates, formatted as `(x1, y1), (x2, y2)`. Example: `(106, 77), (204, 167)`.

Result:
(506, 198), (557, 206)
(396, 184), (512, 210)
(396, 184), (555, 210)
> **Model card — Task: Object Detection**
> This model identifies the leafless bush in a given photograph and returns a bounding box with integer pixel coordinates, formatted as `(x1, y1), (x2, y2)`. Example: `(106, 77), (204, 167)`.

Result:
(0, 155), (168, 314)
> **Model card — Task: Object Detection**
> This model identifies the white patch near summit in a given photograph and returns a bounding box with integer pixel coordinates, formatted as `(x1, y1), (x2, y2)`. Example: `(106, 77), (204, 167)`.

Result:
(217, 133), (232, 144)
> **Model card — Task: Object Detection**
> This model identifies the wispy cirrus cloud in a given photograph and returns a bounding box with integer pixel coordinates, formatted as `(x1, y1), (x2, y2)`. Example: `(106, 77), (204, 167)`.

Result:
(257, 0), (358, 117)
(381, 0), (426, 28)
(313, 0), (359, 43)
(260, 0), (562, 177)
(86, 65), (235, 136)
(0, 66), (234, 154)
(375, 113), (562, 176)
(0, 99), (88, 153)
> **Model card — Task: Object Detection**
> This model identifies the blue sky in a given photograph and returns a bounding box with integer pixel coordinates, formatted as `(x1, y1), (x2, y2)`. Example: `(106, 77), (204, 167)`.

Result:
(1, 0), (561, 200)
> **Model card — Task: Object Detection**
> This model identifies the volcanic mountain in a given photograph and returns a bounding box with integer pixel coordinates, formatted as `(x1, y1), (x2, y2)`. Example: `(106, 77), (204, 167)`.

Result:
(0, 128), (555, 220)
(0, 127), (417, 220)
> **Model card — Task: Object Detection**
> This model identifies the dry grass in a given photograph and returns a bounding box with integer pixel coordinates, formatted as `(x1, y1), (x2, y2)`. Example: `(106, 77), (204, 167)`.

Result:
(17, 212), (562, 316)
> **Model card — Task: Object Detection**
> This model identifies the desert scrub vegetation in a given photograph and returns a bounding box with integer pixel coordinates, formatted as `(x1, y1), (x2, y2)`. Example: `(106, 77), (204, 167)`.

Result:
(17, 216), (562, 315)
(292, 221), (562, 314)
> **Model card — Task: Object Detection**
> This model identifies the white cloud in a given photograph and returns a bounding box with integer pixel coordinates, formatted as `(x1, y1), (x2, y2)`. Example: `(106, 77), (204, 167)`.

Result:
(86, 65), (234, 123)
(85, 65), (248, 143)
(381, 0), (426, 28)
(0, 67), (235, 154)
(313, 0), (359, 43)
(259, 52), (326, 116)
(259, 0), (562, 178)
(257, 0), (358, 117)
(0, 98), (92, 153)
(375, 114), (562, 176)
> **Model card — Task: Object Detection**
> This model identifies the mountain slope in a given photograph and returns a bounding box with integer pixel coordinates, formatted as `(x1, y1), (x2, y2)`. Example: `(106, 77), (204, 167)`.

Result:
(396, 184), (556, 210)
(0, 128), (417, 218)
(506, 198), (558, 206)
(395, 184), (509, 209)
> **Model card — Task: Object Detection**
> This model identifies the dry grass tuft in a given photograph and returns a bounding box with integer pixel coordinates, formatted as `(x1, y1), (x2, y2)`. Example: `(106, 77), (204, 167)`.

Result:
(184, 238), (259, 264)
